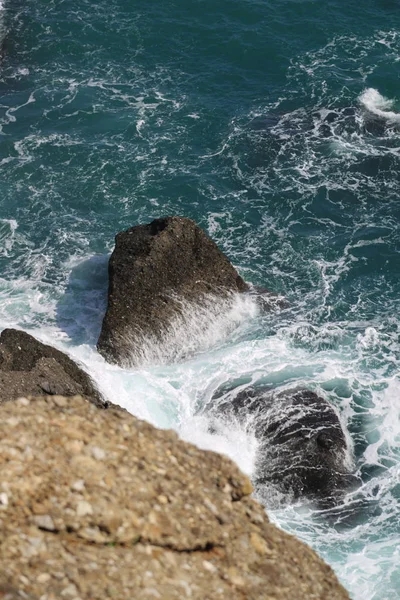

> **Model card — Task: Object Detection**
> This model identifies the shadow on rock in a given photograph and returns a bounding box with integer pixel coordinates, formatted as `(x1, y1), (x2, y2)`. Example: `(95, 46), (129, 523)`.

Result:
(56, 254), (109, 347)
(0, 328), (105, 407)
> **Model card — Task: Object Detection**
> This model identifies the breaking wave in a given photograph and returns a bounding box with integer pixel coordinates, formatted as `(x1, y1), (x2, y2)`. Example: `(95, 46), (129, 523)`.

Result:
(359, 88), (400, 123)
(116, 292), (261, 368)
(0, 1), (399, 598)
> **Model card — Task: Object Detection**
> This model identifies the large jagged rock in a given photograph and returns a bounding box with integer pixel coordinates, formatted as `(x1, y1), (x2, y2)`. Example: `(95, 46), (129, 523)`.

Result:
(209, 388), (357, 505)
(97, 216), (248, 366)
(0, 395), (349, 599)
(0, 329), (105, 407)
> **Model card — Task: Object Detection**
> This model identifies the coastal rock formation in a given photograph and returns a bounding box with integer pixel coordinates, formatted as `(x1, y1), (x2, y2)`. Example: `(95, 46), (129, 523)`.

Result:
(210, 388), (355, 503)
(0, 395), (349, 599)
(0, 329), (105, 407)
(97, 216), (248, 366)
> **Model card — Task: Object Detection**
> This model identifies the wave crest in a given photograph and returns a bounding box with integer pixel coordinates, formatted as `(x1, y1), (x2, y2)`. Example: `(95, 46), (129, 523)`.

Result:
(359, 88), (400, 123)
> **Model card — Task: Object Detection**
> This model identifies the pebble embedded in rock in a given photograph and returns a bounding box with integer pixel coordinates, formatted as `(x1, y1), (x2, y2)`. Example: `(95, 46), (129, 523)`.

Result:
(33, 514), (56, 532)
(71, 480), (85, 492)
(91, 446), (106, 460)
(76, 501), (93, 517)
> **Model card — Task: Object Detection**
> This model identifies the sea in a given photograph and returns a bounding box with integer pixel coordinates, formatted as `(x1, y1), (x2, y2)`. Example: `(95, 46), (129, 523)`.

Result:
(0, 1), (399, 597)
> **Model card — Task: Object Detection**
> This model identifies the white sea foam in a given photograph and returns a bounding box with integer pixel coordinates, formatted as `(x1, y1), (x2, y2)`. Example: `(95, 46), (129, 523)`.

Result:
(116, 292), (260, 368)
(359, 88), (400, 123)
(0, 1), (6, 53)
(0, 219), (18, 256)
(0, 14), (399, 598)
(2, 250), (400, 600)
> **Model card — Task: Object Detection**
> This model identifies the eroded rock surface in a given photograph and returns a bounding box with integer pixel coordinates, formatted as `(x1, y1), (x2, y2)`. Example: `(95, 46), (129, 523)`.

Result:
(0, 329), (105, 407)
(97, 217), (248, 366)
(0, 395), (349, 599)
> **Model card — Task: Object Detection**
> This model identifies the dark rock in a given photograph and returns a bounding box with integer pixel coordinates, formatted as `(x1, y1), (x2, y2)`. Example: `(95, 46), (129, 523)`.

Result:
(0, 329), (105, 407)
(210, 388), (356, 504)
(97, 216), (249, 366)
(248, 284), (289, 312)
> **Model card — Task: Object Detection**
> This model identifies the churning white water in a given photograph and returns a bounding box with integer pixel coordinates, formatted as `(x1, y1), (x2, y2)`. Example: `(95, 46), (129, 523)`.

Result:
(360, 88), (400, 123)
(15, 264), (397, 600)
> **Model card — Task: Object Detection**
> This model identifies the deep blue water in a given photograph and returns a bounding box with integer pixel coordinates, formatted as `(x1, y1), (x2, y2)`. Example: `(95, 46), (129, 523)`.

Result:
(1, 1), (400, 597)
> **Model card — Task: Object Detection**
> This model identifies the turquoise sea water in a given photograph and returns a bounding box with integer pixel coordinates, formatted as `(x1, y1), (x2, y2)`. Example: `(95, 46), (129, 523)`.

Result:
(1, 1), (400, 597)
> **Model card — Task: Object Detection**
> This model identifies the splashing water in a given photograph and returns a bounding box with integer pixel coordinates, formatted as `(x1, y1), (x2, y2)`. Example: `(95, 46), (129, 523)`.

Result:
(360, 88), (400, 123)
(114, 292), (261, 368)
(1, 0), (400, 597)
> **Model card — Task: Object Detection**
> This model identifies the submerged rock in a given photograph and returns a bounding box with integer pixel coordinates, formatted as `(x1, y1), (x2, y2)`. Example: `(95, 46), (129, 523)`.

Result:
(0, 328), (105, 407)
(211, 388), (356, 504)
(248, 284), (289, 312)
(97, 216), (248, 367)
(250, 104), (394, 143)
(0, 395), (349, 599)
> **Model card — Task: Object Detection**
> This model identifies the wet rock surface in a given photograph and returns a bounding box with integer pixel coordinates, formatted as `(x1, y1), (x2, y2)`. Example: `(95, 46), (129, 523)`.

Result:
(210, 388), (355, 503)
(247, 284), (289, 313)
(0, 395), (349, 599)
(0, 329), (105, 407)
(97, 216), (248, 366)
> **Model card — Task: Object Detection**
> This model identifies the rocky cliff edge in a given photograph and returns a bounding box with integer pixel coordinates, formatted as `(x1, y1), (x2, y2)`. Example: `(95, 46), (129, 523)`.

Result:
(0, 395), (349, 600)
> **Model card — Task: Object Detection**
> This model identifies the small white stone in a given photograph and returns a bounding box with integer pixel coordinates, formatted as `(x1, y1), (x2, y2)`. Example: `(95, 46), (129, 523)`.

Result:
(71, 479), (85, 492)
(76, 501), (93, 517)
(91, 446), (106, 460)
(28, 537), (43, 548)
(0, 492), (8, 506)
(203, 560), (217, 573)
(61, 584), (78, 597)
(143, 589), (162, 598)
(17, 397), (30, 406)
(204, 498), (218, 515)
(53, 396), (68, 407)
(33, 514), (56, 531)
(37, 573), (51, 583)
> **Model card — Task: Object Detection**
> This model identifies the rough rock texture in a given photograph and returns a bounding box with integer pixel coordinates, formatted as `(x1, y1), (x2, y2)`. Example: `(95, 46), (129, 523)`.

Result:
(0, 395), (349, 600)
(0, 329), (105, 407)
(97, 217), (248, 366)
(210, 388), (356, 504)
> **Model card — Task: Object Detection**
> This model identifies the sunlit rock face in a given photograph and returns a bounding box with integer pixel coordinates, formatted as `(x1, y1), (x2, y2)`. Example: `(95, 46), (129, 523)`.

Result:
(97, 216), (248, 367)
(0, 395), (350, 600)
